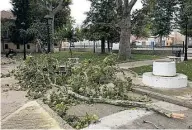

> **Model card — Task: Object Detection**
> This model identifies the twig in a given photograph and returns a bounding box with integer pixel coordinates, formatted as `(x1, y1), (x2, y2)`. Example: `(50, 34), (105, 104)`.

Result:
(143, 120), (160, 129)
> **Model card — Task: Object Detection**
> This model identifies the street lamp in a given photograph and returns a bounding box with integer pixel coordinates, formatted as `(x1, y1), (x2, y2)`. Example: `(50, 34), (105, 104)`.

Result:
(44, 15), (53, 53)
(21, 22), (26, 60)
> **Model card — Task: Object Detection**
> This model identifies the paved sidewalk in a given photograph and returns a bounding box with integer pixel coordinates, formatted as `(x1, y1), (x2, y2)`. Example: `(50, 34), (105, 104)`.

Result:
(1, 101), (72, 129)
(1, 57), (72, 129)
(83, 101), (192, 129)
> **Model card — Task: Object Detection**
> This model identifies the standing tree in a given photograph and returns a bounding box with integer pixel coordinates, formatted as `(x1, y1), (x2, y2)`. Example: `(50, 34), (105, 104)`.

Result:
(176, 0), (192, 60)
(115, 0), (138, 60)
(38, 0), (71, 52)
(131, 1), (152, 39)
(11, 0), (32, 44)
(84, 0), (119, 54)
(150, 0), (177, 47)
(54, 18), (74, 44)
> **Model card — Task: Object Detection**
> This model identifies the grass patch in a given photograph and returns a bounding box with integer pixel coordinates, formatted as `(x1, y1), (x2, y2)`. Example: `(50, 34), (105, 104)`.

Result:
(130, 54), (162, 61)
(14, 51), (162, 63)
(130, 60), (192, 81)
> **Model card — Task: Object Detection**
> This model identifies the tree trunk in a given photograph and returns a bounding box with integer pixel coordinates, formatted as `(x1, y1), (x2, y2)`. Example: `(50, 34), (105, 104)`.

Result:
(59, 41), (62, 51)
(160, 35), (163, 47)
(93, 40), (96, 53)
(67, 90), (175, 118)
(119, 16), (131, 60)
(51, 15), (55, 52)
(101, 37), (105, 54)
(107, 39), (110, 53)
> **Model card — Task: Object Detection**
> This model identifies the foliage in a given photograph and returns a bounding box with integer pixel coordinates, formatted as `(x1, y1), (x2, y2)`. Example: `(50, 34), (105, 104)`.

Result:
(15, 54), (132, 99)
(131, 4), (151, 38)
(11, 0), (31, 30)
(11, 0), (32, 44)
(69, 113), (99, 129)
(14, 54), (65, 98)
(14, 53), (152, 128)
(14, 53), (153, 128)
(1, 19), (15, 39)
(67, 54), (132, 100)
(176, 0), (192, 37)
(83, 0), (119, 53)
(54, 19), (75, 42)
(150, 0), (177, 45)
(27, 21), (48, 44)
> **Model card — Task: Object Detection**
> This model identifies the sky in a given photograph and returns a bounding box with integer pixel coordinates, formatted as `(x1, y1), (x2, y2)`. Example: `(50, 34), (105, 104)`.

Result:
(0, 0), (142, 26)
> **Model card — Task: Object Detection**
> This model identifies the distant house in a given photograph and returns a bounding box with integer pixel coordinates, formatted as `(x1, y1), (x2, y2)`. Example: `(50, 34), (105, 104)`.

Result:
(1, 11), (39, 53)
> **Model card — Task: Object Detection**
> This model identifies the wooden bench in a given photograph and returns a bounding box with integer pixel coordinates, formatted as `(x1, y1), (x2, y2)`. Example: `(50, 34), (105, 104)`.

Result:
(68, 58), (79, 64)
(167, 56), (181, 63)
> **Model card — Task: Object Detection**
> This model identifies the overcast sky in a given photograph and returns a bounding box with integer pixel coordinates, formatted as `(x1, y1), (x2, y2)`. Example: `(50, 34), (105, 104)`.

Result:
(0, 0), (142, 26)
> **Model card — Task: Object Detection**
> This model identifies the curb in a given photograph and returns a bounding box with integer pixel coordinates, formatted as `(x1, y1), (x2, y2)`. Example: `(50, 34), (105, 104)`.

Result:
(36, 100), (74, 129)
(132, 87), (192, 109)
(2, 100), (74, 129)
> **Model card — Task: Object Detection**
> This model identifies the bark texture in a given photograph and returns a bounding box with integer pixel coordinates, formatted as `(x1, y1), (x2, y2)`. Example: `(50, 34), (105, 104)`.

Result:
(119, 17), (132, 60)
(116, 0), (138, 60)
(67, 90), (174, 118)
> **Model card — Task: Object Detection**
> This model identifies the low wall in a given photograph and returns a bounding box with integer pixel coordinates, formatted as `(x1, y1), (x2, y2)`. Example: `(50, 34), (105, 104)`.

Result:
(112, 50), (173, 55)
(60, 48), (173, 55)
(131, 50), (174, 55)
(60, 48), (108, 53)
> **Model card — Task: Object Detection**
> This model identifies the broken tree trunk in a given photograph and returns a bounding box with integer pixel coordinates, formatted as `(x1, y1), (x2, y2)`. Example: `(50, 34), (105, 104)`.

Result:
(67, 90), (179, 118)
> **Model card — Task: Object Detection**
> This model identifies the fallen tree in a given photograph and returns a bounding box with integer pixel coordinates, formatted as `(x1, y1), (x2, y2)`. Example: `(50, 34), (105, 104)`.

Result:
(14, 54), (182, 129)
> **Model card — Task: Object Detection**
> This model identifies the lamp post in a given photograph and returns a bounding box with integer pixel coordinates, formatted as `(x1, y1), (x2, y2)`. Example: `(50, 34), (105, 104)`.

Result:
(44, 15), (53, 53)
(21, 22), (26, 60)
(184, 17), (188, 61)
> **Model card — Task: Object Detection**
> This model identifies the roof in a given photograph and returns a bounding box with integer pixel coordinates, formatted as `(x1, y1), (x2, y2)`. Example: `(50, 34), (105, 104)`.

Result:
(1, 10), (16, 20)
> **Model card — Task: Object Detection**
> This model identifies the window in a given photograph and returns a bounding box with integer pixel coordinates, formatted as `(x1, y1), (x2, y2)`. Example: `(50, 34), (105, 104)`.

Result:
(27, 44), (30, 49)
(5, 44), (8, 49)
(17, 44), (20, 49)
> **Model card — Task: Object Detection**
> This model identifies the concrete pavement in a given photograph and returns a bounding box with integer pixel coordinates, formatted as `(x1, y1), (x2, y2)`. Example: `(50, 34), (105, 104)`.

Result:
(83, 101), (192, 129)
(1, 56), (192, 129)
(1, 101), (73, 129)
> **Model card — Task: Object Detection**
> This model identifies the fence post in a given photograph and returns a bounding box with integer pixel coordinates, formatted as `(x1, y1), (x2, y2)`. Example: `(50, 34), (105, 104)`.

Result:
(183, 41), (185, 54)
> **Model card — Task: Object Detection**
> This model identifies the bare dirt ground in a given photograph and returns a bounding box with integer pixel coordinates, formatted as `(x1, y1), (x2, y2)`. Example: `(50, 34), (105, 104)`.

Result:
(1, 57), (28, 120)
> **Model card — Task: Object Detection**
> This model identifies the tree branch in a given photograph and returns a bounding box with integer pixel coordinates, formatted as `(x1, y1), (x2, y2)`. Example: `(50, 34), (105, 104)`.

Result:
(53, 0), (64, 15)
(123, 0), (129, 16)
(67, 90), (175, 118)
(116, 0), (123, 17)
(38, 0), (52, 11)
(95, 23), (121, 34)
(129, 0), (138, 11)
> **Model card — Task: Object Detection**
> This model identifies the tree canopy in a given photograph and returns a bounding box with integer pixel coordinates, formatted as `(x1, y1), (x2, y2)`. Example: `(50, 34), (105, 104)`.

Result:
(83, 0), (119, 53)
